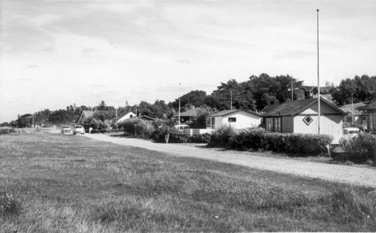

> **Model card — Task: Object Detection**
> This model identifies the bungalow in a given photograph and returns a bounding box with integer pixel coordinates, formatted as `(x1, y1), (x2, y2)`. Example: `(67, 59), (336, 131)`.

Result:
(76, 110), (94, 125)
(174, 108), (199, 123)
(359, 101), (376, 132)
(340, 102), (367, 126)
(262, 97), (346, 144)
(116, 111), (136, 124)
(206, 109), (261, 130)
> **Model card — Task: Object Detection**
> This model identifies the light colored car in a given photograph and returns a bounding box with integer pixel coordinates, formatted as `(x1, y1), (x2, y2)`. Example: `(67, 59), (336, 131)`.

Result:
(61, 126), (72, 134)
(73, 125), (85, 135)
(343, 127), (360, 138)
(173, 124), (190, 131)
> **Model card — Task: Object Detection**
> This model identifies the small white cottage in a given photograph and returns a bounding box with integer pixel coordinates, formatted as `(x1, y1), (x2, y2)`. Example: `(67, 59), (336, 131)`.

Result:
(206, 109), (261, 130)
(116, 111), (136, 124)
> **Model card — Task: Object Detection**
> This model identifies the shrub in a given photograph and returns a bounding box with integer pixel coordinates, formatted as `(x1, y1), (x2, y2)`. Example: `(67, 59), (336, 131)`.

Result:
(340, 133), (376, 163)
(208, 125), (238, 147)
(119, 118), (156, 139)
(284, 133), (332, 155)
(209, 127), (333, 155)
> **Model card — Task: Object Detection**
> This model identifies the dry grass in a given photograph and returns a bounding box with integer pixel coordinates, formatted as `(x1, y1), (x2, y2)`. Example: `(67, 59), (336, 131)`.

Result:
(0, 133), (375, 232)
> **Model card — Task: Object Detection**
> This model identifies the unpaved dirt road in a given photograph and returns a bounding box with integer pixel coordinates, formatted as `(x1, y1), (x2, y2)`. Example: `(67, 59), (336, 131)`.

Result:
(84, 133), (376, 188)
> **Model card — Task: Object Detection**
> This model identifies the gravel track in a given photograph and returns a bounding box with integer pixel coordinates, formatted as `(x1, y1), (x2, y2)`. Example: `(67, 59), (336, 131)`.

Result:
(84, 133), (376, 188)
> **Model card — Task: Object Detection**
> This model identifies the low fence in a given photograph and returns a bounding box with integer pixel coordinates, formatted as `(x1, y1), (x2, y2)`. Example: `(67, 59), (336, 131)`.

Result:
(183, 128), (213, 136)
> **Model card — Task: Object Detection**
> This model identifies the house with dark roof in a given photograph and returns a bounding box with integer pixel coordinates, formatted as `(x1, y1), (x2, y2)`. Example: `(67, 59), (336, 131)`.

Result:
(340, 102), (367, 126)
(174, 108), (200, 123)
(300, 86), (335, 99)
(206, 109), (261, 130)
(359, 100), (376, 131)
(76, 110), (94, 125)
(262, 97), (346, 143)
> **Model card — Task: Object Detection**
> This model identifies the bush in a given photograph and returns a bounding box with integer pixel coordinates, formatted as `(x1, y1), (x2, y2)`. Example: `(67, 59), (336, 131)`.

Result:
(119, 118), (156, 139)
(284, 133), (332, 155)
(209, 127), (333, 155)
(340, 133), (376, 163)
(208, 125), (238, 147)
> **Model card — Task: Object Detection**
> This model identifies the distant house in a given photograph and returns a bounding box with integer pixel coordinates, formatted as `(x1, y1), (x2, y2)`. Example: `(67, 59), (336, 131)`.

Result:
(174, 108), (200, 123)
(300, 86), (335, 99)
(76, 110), (94, 125)
(359, 101), (376, 132)
(137, 115), (156, 121)
(206, 109), (261, 130)
(262, 97), (346, 144)
(340, 102), (367, 126)
(116, 111), (136, 124)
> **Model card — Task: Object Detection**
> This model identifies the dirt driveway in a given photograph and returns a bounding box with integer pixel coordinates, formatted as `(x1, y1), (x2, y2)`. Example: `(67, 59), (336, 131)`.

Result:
(84, 133), (376, 188)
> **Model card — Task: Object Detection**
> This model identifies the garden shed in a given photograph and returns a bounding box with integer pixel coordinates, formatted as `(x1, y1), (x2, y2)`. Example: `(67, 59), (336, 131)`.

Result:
(262, 97), (346, 143)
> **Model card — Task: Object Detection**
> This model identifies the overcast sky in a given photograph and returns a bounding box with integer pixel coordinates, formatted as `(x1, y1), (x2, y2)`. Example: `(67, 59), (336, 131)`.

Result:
(1, 0), (375, 122)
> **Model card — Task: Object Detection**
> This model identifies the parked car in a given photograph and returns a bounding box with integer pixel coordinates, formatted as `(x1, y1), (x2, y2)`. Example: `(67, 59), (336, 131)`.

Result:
(61, 126), (72, 134)
(342, 127), (360, 138)
(174, 124), (190, 131)
(73, 125), (85, 135)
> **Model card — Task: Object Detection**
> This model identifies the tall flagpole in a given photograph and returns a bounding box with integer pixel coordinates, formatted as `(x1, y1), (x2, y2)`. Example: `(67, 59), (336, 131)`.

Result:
(317, 9), (321, 135)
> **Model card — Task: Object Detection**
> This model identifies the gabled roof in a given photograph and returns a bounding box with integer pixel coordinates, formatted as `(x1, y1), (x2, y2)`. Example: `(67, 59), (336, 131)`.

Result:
(115, 111), (136, 121)
(340, 102), (367, 115)
(180, 108), (199, 117)
(207, 109), (261, 117)
(174, 108), (200, 118)
(82, 110), (94, 118)
(262, 97), (346, 117)
(359, 100), (376, 110)
(137, 115), (156, 121)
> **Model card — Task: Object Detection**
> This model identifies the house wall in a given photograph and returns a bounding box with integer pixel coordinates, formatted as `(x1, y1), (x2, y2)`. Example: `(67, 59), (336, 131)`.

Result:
(367, 110), (376, 131)
(215, 112), (260, 129)
(117, 112), (136, 124)
(294, 104), (343, 144)
(282, 116), (293, 133)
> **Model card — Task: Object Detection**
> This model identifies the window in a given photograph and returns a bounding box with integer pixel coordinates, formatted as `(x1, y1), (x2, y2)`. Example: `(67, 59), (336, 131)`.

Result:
(228, 117), (236, 122)
(212, 117), (215, 129)
(266, 117), (281, 132)
(274, 117), (281, 132)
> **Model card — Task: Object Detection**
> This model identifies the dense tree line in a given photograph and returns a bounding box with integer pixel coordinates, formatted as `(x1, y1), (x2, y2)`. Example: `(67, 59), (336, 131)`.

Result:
(331, 75), (376, 105)
(5, 73), (375, 127)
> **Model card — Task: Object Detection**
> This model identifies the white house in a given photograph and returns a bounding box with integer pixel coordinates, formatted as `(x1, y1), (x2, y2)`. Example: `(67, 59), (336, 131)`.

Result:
(116, 111), (136, 124)
(206, 110), (261, 130)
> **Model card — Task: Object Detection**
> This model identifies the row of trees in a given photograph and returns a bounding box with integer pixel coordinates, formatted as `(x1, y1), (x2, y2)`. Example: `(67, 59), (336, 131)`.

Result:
(3, 73), (375, 128)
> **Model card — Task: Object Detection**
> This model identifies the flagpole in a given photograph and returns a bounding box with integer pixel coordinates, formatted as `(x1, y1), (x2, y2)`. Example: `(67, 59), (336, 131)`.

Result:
(317, 9), (321, 135)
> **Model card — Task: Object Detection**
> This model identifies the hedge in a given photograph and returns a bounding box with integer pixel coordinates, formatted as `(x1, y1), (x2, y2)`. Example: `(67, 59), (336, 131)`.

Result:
(340, 133), (376, 163)
(209, 126), (333, 156)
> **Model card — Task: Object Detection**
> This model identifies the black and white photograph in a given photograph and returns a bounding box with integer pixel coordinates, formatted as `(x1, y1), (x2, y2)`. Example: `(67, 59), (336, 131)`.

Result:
(1, 0), (376, 232)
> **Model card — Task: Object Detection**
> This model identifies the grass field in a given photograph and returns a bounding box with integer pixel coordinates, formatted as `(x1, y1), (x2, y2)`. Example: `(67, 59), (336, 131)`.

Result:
(0, 133), (375, 232)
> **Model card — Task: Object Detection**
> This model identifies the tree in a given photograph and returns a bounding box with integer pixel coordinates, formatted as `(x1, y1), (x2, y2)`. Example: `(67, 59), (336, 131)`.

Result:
(330, 75), (376, 105)
(170, 90), (207, 110)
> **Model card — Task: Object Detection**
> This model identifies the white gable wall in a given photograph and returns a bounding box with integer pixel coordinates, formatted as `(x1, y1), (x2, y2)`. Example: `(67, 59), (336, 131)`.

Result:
(117, 112), (136, 124)
(293, 102), (343, 143)
(214, 112), (260, 129)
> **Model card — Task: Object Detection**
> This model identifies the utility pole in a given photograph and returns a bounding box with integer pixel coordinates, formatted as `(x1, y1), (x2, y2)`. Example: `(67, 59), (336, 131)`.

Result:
(178, 83), (181, 124)
(291, 77), (293, 101)
(352, 93), (354, 125)
(230, 89), (233, 110)
(317, 9), (321, 135)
